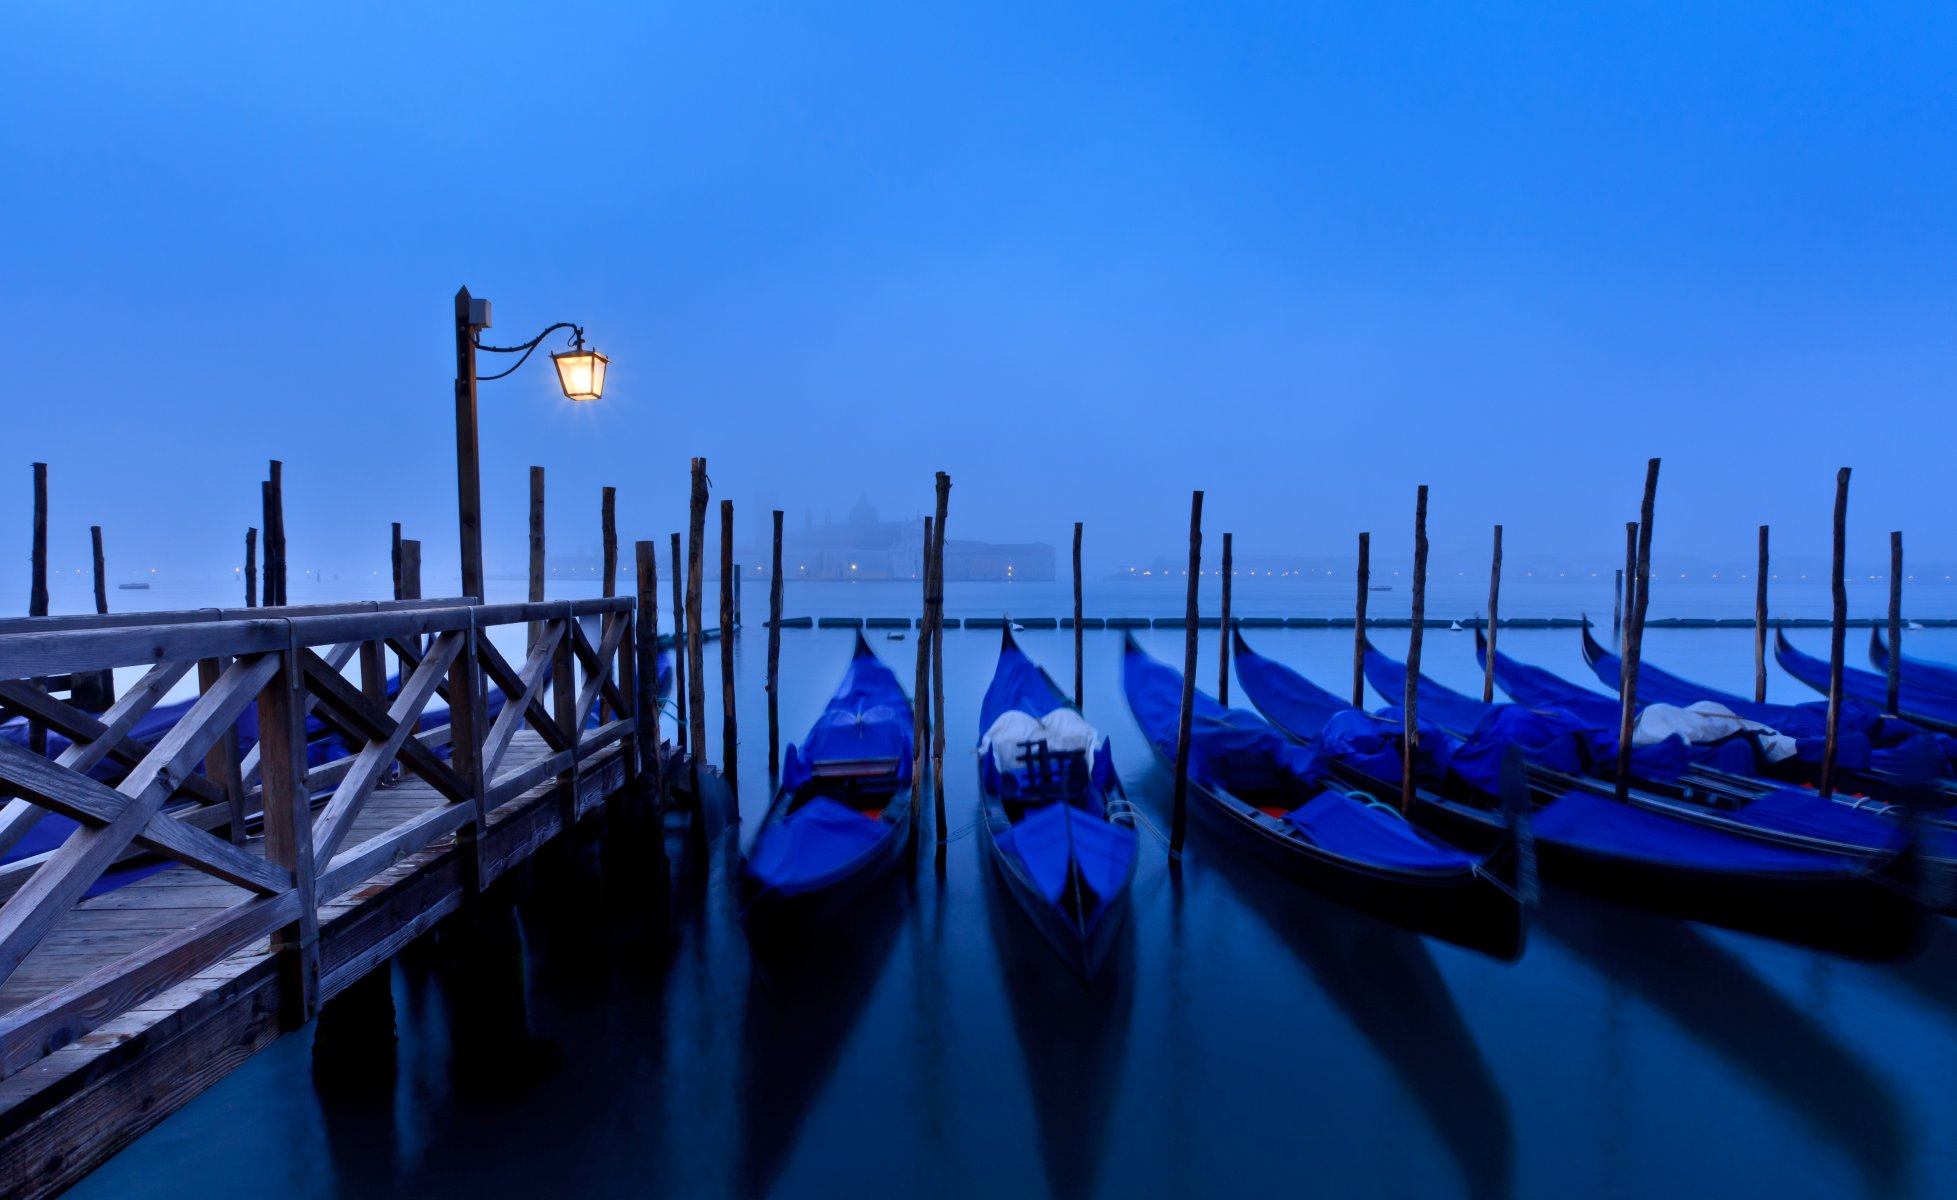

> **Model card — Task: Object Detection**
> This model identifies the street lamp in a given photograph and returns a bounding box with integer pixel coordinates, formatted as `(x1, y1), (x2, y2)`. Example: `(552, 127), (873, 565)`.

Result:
(452, 285), (608, 604)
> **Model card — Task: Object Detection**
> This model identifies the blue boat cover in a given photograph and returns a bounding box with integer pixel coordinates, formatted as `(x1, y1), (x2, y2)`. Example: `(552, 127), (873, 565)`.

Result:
(1448, 704), (1593, 792)
(1531, 789), (1865, 875)
(979, 634), (1068, 728)
(780, 636), (914, 792)
(1779, 629), (1957, 733)
(1281, 792), (1476, 870)
(745, 796), (893, 895)
(1720, 787), (1908, 853)
(1361, 641), (1495, 733)
(1122, 639), (1327, 793)
(1314, 707), (1457, 787)
(1871, 627), (1957, 697)
(1229, 632), (1352, 739)
(993, 801), (1138, 907)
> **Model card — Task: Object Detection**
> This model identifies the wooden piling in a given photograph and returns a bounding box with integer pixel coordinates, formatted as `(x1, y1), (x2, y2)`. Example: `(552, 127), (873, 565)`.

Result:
(1820, 468), (1851, 799)
(1886, 530), (1903, 716)
(912, 516), (934, 843)
(1072, 521), (1084, 706)
(266, 460), (286, 606)
(1616, 461), (1660, 802)
(1218, 532), (1233, 705)
(1612, 568), (1622, 641)
(243, 527), (257, 608)
(686, 461), (709, 792)
(1403, 487), (1429, 812)
(601, 487), (618, 599)
(930, 472), (950, 855)
(89, 526), (107, 616)
(1755, 525), (1769, 705)
(528, 466), (545, 647)
(400, 540), (422, 599)
(1352, 532), (1369, 708)
(1171, 490), (1203, 857)
(29, 464), (48, 618)
(391, 523), (403, 601)
(670, 533), (688, 755)
(634, 540), (667, 881)
(1619, 521), (1636, 646)
(720, 499), (738, 794)
(768, 510), (784, 771)
(1482, 524), (1501, 704)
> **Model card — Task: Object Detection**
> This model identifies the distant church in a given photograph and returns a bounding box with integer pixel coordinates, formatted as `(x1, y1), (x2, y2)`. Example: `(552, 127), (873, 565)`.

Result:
(757, 496), (1054, 581)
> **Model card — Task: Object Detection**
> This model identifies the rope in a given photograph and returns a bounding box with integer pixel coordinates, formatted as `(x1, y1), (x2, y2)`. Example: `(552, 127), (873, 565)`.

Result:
(1106, 798), (1182, 862)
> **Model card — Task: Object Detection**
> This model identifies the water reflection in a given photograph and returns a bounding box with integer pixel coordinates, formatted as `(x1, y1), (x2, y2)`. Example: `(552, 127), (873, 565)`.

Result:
(1202, 852), (1516, 1200)
(983, 855), (1136, 1200)
(1540, 888), (1907, 1194)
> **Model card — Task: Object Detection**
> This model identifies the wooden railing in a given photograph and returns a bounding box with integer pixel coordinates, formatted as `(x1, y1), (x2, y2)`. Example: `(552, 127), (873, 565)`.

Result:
(0, 596), (640, 1078)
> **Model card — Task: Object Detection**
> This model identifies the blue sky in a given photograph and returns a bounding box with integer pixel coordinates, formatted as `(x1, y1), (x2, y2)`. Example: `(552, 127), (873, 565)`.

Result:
(3, 2), (1953, 582)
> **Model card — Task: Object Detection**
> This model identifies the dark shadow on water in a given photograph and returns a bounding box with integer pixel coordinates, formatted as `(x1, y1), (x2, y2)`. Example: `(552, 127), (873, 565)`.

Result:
(983, 853), (1136, 1200)
(735, 886), (909, 1200)
(1875, 915), (1957, 1019)
(1203, 848), (1516, 1200)
(1540, 886), (1908, 1195)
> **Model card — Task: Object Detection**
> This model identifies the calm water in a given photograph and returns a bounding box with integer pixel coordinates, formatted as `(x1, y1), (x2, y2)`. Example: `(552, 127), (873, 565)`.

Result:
(50, 578), (1957, 1199)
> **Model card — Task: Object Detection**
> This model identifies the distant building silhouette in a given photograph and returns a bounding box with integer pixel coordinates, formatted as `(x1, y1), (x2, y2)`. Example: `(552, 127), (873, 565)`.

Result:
(748, 497), (1053, 581)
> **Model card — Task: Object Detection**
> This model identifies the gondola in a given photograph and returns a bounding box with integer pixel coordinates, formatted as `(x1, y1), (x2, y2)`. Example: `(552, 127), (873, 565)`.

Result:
(1233, 630), (1922, 958)
(1121, 634), (1527, 959)
(1871, 626), (1957, 698)
(1777, 627), (1957, 735)
(977, 628), (1137, 977)
(741, 633), (913, 941)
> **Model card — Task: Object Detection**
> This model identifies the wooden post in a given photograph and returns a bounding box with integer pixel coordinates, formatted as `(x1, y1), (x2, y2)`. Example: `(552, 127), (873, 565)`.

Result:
(670, 533), (688, 755)
(1616, 460), (1661, 801)
(1170, 490), (1203, 856)
(528, 466), (546, 648)
(720, 498), (738, 794)
(259, 643), (320, 1025)
(686, 460), (708, 791)
(400, 539), (423, 598)
(89, 526), (107, 615)
(245, 528), (258, 608)
(1218, 532), (1233, 705)
(1620, 521), (1636, 647)
(1482, 524), (1502, 703)
(1612, 568), (1623, 641)
(633, 540), (667, 881)
(1072, 521), (1084, 706)
(29, 464), (48, 619)
(1403, 487), (1429, 811)
(1755, 525), (1770, 705)
(391, 522), (403, 601)
(454, 286), (486, 607)
(267, 459), (285, 606)
(1886, 530), (1903, 716)
(1352, 532), (1370, 708)
(601, 487), (618, 599)
(768, 510), (784, 771)
(1820, 468), (1851, 799)
(930, 473), (951, 854)
(912, 517), (933, 843)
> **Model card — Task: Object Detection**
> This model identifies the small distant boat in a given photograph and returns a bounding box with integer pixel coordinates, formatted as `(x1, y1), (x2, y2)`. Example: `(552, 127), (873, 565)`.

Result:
(741, 633), (914, 942)
(1448, 620), (1465, 632)
(886, 631), (906, 641)
(117, 582), (150, 591)
(1370, 584), (1392, 592)
(978, 628), (1136, 977)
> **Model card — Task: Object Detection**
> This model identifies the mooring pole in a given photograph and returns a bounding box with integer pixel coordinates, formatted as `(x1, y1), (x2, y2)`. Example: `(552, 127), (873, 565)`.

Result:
(912, 517), (933, 848)
(1482, 523), (1502, 704)
(768, 511), (785, 771)
(1072, 521), (1084, 707)
(1886, 530), (1903, 716)
(1755, 525), (1769, 705)
(670, 533), (688, 756)
(720, 499), (738, 795)
(1171, 489), (1203, 858)
(1353, 531), (1369, 709)
(246, 528), (258, 608)
(391, 522), (403, 601)
(634, 539), (667, 884)
(90, 526), (107, 616)
(1403, 487), (1429, 812)
(1612, 568), (1623, 642)
(1218, 532), (1234, 705)
(27, 464), (48, 756)
(401, 541), (422, 599)
(1616, 461), (1660, 802)
(601, 487), (618, 599)
(930, 473), (951, 861)
(267, 459), (286, 605)
(84, 525), (114, 709)
(1619, 520), (1636, 648)
(1820, 468), (1851, 799)
(527, 466), (546, 648)
(686, 461), (709, 793)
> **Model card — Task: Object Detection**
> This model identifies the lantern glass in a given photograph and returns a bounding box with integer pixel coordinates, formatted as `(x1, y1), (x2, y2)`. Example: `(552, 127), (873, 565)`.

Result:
(552, 348), (608, 401)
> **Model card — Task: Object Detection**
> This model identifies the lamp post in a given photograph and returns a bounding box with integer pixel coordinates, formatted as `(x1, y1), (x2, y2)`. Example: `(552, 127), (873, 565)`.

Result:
(452, 286), (609, 604)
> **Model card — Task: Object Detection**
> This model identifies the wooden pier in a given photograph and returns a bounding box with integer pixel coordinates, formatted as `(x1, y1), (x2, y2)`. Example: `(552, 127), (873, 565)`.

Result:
(0, 597), (659, 1199)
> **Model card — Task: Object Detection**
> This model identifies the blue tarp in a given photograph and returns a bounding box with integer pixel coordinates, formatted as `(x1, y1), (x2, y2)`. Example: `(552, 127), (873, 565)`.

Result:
(1362, 641), (1495, 733)
(1532, 789), (1867, 875)
(1722, 787), (1908, 852)
(1228, 631), (1351, 740)
(993, 801), (1138, 907)
(1281, 792), (1476, 871)
(1872, 627), (1957, 697)
(978, 635), (1068, 730)
(745, 796), (893, 895)
(1779, 629), (1957, 733)
(781, 636), (914, 791)
(1448, 704), (1592, 793)
(1315, 707), (1457, 787)
(1123, 638), (1327, 793)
